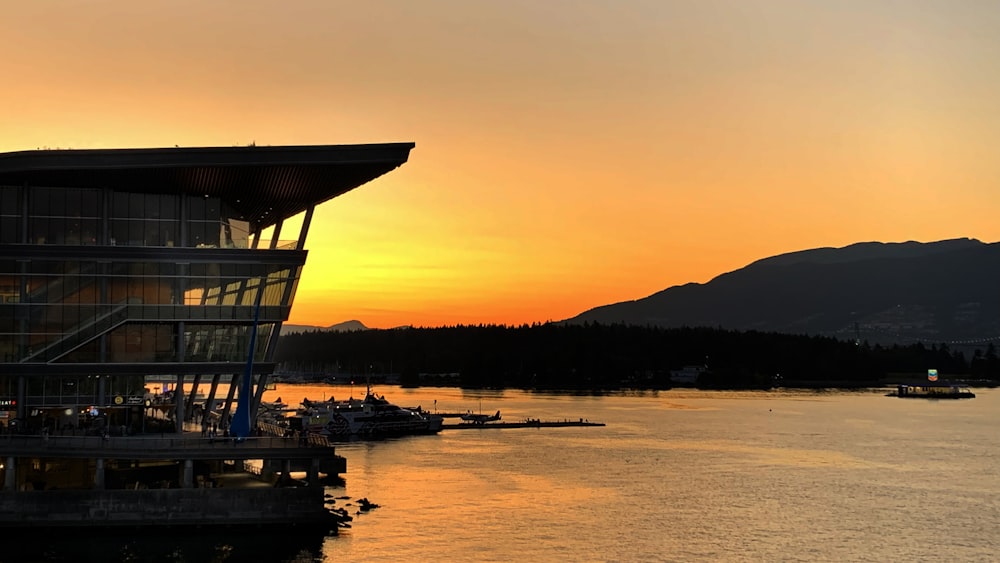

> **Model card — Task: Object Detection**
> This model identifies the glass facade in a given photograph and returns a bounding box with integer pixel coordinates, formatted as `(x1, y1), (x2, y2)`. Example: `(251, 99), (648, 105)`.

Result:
(0, 142), (413, 437)
(0, 257), (296, 364)
(0, 183), (305, 415)
(0, 185), (255, 249)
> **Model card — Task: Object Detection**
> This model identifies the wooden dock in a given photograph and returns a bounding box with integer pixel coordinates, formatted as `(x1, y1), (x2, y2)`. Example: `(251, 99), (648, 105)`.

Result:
(441, 419), (605, 430)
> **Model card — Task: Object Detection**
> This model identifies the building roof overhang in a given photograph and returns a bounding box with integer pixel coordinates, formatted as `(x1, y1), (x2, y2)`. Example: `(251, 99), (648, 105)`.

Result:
(2, 361), (276, 377)
(0, 143), (415, 231)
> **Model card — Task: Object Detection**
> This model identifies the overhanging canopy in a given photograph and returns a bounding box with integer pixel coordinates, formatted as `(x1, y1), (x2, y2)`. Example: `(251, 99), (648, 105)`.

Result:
(0, 143), (415, 231)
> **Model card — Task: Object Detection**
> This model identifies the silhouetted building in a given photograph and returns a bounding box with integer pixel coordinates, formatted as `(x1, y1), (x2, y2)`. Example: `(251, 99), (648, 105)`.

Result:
(0, 143), (414, 434)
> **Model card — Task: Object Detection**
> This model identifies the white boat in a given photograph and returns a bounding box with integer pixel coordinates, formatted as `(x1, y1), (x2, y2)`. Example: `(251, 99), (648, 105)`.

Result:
(294, 390), (443, 440)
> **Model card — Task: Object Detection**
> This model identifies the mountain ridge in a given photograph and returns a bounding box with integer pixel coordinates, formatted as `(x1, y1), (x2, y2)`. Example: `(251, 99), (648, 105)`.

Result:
(563, 238), (1000, 345)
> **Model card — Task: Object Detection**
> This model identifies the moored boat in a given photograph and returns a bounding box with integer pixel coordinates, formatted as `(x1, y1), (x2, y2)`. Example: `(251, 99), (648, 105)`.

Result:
(290, 389), (444, 440)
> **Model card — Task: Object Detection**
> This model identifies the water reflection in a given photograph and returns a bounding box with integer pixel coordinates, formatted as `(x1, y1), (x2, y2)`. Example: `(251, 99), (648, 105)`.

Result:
(34, 385), (992, 561)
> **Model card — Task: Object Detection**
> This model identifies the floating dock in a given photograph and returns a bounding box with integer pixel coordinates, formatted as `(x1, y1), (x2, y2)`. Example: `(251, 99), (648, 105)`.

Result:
(442, 420), (605, 430)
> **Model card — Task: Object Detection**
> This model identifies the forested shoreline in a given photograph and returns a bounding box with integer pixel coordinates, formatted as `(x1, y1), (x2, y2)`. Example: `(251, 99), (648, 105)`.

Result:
(274, 323), (1000, 390)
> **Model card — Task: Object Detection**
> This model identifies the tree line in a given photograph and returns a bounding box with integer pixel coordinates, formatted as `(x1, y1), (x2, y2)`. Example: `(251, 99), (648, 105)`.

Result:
(273, 323), (1000, 389)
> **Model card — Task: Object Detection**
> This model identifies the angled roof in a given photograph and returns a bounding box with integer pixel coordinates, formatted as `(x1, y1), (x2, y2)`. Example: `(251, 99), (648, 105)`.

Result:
(0, 143), (415, 230)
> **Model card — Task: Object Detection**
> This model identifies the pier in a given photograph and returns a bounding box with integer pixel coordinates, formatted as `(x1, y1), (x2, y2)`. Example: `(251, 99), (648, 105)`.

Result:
(0, 433), (347, 529)
(442, 419), (606, 430)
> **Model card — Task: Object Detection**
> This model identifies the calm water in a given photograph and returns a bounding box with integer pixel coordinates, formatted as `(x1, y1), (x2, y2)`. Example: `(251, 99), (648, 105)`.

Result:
(14, 385), (999, 562)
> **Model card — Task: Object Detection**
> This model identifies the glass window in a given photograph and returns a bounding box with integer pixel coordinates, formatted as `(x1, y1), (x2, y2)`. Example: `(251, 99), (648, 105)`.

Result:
(112, 192), (129, 219)
(188, 196), (205, 221)
(159, 195), (177, 221)
(29, 217), (49, 244)
(80, 218), (98, 245)
(63, 189), (81, 218)
(128, 220), (144, 246)
(0, 216), (18, 244)
(205, 197), (219, 220)
(66, 215), (82, 245)
(189, 222), (206, 247)
(205, 222), (220, 246)
(110, 219), (127, 246)
(0, 186), (18, 214)
(80, 189), (100, 218)
(145, 195), (160, 219)
(144, 222), (161, 246)
(30, 187), (55, 216)
(0, 186), (21, 244)
(129, 193), (144, 218)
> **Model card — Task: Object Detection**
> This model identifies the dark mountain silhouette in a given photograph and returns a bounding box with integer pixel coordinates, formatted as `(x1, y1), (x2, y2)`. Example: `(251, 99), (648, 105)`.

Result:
(564, 238), (1000, 346)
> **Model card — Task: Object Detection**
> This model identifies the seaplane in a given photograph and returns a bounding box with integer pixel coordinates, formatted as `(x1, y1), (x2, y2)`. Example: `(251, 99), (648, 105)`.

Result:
(461, 410), (501, 425)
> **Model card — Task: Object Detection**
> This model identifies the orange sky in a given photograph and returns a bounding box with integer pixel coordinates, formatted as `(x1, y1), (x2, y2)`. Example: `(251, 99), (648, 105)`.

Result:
(3, 1), (1000, 328)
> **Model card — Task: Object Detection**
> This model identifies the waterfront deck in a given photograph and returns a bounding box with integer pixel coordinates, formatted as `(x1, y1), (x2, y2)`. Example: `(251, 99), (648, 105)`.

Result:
(0, 433), (335, 461)
(0, 486), (336, 529)
(0, 432), (349, 529)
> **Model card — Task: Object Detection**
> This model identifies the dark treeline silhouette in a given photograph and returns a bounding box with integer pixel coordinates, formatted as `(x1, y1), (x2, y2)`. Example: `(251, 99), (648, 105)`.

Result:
(273, 323), (1000, 390)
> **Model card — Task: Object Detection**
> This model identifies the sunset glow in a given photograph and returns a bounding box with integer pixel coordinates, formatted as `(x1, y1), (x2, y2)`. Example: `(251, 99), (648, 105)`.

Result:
(4, 1), (999, 328)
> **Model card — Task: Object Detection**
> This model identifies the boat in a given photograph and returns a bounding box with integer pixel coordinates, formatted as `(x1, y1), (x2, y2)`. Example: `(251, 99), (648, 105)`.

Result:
(888, 383), (976, 399)
(291, 389), (444, 440)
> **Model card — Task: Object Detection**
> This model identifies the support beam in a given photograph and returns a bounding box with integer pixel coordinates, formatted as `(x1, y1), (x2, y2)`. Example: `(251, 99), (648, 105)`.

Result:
(251, 372), (268, 425)
(269, 219), (283, 249)
(205, 373), (222, 425)
(174, 374), (185, 433)
(296, 205), (314, 249)
(185, 374), (203, 422)
(221, 375), (238, 433)
(250, 226), (261, 249)
(97, 376), (107, 411)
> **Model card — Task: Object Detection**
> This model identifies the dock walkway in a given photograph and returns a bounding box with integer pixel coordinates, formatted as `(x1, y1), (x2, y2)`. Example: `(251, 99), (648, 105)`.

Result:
(442, 420), (605, 430)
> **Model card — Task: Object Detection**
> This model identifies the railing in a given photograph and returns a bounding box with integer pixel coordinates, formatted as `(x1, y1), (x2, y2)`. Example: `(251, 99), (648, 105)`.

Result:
(256, 421), (331, 447)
